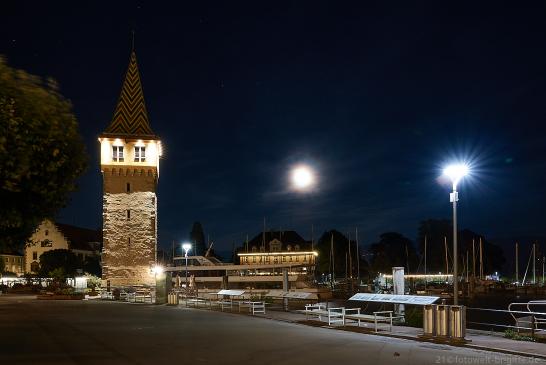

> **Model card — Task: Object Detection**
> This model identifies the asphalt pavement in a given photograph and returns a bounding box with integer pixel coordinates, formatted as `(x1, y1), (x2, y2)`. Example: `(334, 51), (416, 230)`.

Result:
(0, 295), (543, 365)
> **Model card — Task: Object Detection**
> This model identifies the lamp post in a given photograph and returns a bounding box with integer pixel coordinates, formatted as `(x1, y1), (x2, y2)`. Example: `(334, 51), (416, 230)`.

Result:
(443, 163), (469, 305)
(182, 243), (192, 288)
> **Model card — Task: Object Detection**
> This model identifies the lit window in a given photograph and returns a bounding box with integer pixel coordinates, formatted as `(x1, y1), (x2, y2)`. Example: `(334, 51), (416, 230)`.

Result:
(112, 146), (124, 162)
(134, 146), (146, 162)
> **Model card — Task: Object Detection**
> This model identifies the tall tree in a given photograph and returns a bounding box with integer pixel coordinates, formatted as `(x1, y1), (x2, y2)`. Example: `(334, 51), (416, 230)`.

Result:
(316, 230), (367, 277)
(417, 219), (452, 273)
(83, 256), (101, 277)
(418, 219), (506, 275)
(38, 249), (81, 277)
(0, 57), (87, 252)
(369, 232), (418, 275)
(190, 222), (206, 256)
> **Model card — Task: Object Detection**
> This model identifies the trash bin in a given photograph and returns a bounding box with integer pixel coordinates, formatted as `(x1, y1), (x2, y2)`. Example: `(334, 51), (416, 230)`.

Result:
(167, 293), (179, 305)
(423, 304), (436, 336)
(435, 305), (449, 337)
(449, 305), (466, 340)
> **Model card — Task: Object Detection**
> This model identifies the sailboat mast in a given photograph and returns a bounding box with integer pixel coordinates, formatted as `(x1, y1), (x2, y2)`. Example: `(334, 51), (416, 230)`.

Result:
(311, 224), (314, 251)
(444, 236), (449, 276)
(262, 217), (266, 251)
(356, 228), (360, 285)
(515, 242), (519, 285)
(345, 252), (348, 281)
(472, 238), (476, 282)
(466, 250), (469, 283)
(533, 242), (536, 284)
(348, 232), (352, 279)
(479, 237), (484, 280)
(425, 235), (427, 292)
(331, 233), (335, 289)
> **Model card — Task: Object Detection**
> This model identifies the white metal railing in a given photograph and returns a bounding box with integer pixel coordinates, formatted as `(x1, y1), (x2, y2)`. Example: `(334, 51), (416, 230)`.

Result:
(467, 301), (546, 338)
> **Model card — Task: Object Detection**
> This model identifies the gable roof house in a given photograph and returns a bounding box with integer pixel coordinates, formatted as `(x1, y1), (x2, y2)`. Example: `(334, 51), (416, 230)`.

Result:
(25, 220), (102, 274)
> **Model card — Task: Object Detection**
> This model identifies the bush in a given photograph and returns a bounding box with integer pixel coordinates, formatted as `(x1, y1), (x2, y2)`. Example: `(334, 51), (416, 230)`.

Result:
(504, 329), (535, 342)
(403, 306), (423, 328)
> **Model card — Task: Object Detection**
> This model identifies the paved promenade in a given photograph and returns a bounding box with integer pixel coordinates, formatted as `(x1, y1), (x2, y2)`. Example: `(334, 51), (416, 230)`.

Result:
(0, 295), (543, 365)
(260, 309), (546, 359)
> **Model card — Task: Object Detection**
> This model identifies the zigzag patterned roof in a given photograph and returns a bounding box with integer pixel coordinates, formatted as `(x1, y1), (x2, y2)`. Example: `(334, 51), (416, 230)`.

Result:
(103, 51), (156, 138)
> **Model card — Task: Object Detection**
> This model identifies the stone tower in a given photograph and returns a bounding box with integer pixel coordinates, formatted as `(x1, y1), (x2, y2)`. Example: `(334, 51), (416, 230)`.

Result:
(99, 51), (161, 287)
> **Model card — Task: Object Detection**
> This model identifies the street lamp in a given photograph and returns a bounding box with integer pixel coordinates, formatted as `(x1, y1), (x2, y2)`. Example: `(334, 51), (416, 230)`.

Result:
(182, 243), (192, 288)
(443, 163), (469, 305)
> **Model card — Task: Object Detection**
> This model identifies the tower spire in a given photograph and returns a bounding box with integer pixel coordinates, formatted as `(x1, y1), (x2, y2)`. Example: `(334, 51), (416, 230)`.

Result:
(102, 50), (155, 138)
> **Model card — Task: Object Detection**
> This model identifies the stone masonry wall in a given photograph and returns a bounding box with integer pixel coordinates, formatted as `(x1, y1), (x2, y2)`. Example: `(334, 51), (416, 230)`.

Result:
(102, 170), (158, 286)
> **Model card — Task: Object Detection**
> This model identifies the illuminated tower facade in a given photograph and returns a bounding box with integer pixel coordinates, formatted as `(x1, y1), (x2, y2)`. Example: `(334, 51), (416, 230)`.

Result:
(99, 51), (162, 286)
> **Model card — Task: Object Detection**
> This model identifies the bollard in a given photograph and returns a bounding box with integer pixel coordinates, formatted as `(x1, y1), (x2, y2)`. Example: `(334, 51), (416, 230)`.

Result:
(423, 304), (436, 337)
(435, 305), (449, 338)
(449, 305), (466, 342)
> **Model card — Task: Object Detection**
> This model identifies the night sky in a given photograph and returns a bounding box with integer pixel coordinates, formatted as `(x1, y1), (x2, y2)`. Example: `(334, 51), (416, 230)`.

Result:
(2, 2), (546, 254)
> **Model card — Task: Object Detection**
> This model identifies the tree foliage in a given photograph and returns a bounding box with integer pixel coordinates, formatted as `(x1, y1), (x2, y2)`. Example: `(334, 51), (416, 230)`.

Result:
(83, 256), (101, 277)
(369, 232), (418, 274)
(0, 56), (87, 251)
(190, 222), (206, 256)
(417, 219), (506, 274)
(38, 249), (81, 277)
(316, 230), (368, 278)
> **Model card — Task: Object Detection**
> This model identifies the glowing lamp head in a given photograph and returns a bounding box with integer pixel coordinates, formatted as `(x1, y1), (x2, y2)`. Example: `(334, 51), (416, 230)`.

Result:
(443, 163), (469, 188)
(291, 165), (315, 190)
(182, 243), (192, 253)
(151, 265), (164, 275)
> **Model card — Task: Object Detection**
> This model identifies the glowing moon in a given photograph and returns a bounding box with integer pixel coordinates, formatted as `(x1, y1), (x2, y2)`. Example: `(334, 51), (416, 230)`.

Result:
(291, 165), (315, 190)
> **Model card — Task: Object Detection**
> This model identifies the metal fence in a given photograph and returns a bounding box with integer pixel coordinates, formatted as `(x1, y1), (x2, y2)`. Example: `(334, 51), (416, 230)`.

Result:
(466, 300), (546, 339)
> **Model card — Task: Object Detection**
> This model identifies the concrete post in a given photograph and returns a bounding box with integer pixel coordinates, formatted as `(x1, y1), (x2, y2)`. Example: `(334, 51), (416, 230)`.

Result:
(282, 268), (289, 311)
(392, 266), (405, 318)
(155, 272), (171, 304)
